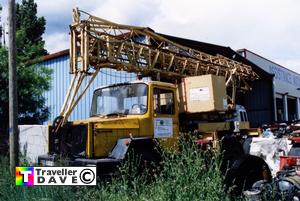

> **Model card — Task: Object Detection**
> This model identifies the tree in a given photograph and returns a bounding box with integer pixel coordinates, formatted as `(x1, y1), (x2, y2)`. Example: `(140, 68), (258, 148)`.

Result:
(0, 0), (52, 137)
(16, 0), (47, 62)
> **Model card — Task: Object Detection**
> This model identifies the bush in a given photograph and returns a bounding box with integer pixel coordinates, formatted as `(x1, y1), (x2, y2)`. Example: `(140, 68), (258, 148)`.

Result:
(0, 140), (244, 201)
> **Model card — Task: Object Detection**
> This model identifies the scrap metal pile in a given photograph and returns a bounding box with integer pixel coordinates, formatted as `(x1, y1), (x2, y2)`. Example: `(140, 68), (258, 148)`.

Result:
(244, 121), (300, 200)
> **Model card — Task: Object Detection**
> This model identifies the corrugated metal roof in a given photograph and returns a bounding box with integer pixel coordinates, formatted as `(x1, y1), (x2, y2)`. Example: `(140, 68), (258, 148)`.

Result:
(43, 49), (69, 62)
(159, 33), (274, 80)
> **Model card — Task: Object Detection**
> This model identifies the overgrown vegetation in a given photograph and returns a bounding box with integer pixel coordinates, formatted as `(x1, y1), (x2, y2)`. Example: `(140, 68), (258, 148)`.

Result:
(0, 141), (244, 201)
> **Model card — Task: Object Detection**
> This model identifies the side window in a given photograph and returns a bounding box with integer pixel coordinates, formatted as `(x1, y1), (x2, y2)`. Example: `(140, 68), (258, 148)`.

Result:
(244, 112), (248, 121)
(239, 111), (248, 122)
(239, 111), (244, 121)
(154, 88), (174, 115)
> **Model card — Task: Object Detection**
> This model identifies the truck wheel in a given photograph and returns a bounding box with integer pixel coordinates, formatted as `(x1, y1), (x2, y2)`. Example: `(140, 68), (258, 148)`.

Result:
(125, 139), (162, 179)
(220, 134), (245, 175)
(224, 154), (271, 195)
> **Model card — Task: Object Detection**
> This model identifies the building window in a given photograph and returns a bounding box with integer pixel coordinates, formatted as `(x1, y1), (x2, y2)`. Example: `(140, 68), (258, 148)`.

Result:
(276, 97), (284, 122)
(288, 97), (297, 121)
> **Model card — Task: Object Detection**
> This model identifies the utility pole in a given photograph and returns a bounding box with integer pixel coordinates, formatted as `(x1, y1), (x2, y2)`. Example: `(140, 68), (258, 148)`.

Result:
(8, 0), (18, 173)
(0, 6), (2, 47)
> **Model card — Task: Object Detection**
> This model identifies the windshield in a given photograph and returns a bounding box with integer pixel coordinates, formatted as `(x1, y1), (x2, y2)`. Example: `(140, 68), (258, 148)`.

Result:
(91, 83), (148, 116)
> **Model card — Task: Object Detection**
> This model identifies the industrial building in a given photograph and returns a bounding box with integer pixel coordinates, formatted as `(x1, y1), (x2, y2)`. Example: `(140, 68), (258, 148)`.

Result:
(237, 49), (300, 122)
(40, 35), (299, 127)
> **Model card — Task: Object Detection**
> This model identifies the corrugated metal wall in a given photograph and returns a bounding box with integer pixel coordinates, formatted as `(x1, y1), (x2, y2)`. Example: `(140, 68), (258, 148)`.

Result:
(42, 55), (136, 123)
(237, 79), (274, 127)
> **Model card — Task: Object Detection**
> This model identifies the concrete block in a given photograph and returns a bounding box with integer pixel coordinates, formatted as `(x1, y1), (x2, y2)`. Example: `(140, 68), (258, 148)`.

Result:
(19, 125), (48, 163)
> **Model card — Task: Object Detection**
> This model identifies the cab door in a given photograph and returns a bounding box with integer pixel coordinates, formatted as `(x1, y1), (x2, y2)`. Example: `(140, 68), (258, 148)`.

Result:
(152, 86), (179, 149)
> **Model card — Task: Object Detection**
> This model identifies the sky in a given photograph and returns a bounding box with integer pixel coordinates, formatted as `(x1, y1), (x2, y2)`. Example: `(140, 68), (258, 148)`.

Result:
(0, 0), (300, 74)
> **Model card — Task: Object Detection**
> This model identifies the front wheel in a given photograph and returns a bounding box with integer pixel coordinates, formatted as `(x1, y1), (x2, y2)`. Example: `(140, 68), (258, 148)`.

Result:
(122, 139), (162, 180)
(224, 154), (272, 195)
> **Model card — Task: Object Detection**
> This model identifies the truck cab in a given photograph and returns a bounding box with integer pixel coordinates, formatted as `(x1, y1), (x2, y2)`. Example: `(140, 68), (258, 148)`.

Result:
(39, 80), (179, 169)
(87, 80), (179, 158)
(230, 105), (248, 122)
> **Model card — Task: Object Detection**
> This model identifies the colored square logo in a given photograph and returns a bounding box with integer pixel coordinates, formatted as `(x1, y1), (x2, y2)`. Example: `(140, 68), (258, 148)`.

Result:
(16, 167), (34, 186)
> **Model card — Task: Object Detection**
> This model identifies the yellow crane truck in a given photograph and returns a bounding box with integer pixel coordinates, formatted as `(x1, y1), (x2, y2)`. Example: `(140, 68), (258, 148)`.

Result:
(39, 9), (271, 191)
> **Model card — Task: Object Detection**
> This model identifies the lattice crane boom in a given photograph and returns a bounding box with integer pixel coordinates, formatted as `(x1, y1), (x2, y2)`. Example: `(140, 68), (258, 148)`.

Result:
(70, 9), (258, 81)
(55, 8), (259, 129)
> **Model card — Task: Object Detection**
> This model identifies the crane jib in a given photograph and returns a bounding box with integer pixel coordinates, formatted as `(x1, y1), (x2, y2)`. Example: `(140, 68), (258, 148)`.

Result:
(57, 8), (260, 128)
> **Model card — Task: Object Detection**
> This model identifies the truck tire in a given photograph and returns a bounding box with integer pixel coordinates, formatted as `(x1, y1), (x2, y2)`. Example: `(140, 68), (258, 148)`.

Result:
(224, 154), (272, 195)
(220, 134), (245, 175)
(125, 139), (162, 178)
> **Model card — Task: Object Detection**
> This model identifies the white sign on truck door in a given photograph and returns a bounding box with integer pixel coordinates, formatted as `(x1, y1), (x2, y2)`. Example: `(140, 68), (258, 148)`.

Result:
(154, 118), (173, 138)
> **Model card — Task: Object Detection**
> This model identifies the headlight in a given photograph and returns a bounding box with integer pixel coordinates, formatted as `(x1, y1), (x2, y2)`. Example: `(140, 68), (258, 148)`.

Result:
(278, 180), (294, 192)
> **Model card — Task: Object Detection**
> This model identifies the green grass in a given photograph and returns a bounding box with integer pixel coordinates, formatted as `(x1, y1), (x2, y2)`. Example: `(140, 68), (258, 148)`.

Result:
(0, 141), (244, 201)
